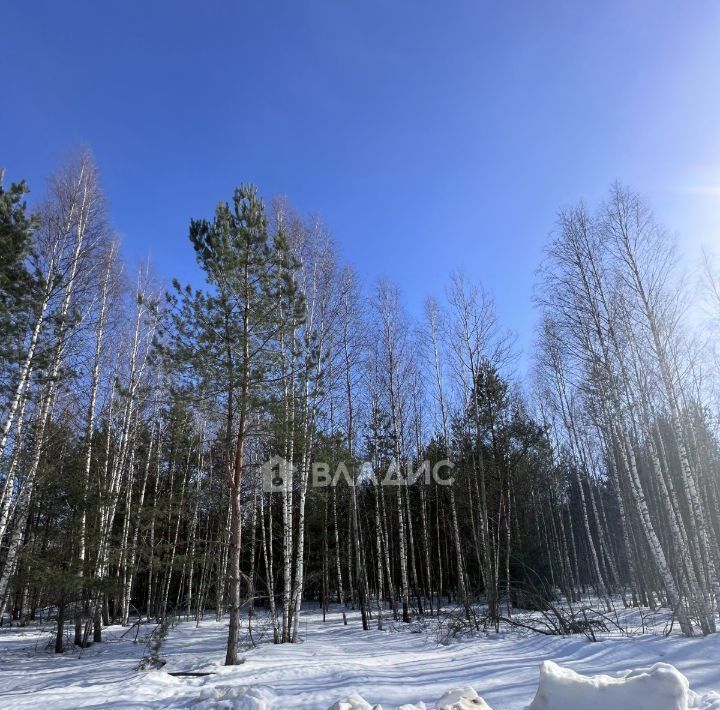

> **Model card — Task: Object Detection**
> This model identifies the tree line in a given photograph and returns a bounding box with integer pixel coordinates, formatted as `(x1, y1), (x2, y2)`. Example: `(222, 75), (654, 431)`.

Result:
(1, 151), (720, 664)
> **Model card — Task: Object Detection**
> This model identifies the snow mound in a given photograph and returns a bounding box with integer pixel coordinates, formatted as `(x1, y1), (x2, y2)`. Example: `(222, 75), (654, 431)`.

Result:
(693, 691), (720, 709)
(323, 659), (717, 710)
(328, 693), (381, 710)
(328, 687), (490, 710)
(529, 660), (690, 710)
(434, 686), (492, 709)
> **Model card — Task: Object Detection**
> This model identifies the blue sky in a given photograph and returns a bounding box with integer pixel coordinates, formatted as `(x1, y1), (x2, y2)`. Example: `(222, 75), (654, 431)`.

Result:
(3, 1), (719, 367)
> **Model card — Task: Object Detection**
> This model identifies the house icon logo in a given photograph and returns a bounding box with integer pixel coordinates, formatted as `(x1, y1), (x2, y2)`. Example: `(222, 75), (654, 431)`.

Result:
(261, 455), (295, 492)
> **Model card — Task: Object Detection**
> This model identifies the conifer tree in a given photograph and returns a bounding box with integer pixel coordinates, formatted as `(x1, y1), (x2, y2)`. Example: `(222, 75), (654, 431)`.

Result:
(163, 185), (285, 664)
(0, 172), (40, 370)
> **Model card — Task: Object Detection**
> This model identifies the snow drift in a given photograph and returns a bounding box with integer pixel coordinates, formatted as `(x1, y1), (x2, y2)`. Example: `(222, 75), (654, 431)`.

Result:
(529, 660), (691, 710)
(329, 660), (717, 710)
(433, 687), (492, 709)
(329, 686), (492, 709)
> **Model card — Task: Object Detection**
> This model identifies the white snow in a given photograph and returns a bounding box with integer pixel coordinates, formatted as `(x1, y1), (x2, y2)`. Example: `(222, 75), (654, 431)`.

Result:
(328, 692), (376, 710)
(528, 659), (690, 710)
(335, 686), (491, 709)
(0, 605), (718, 708)
(433, 686), (491, 709)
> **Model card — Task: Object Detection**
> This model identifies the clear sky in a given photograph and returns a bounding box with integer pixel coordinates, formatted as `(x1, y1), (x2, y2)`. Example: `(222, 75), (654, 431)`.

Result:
(2, 1), (719, 367)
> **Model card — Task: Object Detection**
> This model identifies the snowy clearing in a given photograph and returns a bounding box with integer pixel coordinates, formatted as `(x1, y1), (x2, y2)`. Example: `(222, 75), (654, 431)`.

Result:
(1, 607), (719, 709)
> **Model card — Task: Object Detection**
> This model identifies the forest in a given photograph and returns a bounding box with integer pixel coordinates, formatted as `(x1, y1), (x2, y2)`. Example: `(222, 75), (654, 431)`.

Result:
(2, 150), (720, 671)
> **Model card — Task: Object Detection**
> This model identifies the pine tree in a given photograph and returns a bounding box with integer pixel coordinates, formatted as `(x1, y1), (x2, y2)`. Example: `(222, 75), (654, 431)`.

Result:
(163, 185), (284, 665)
(0, 172), (40, 368)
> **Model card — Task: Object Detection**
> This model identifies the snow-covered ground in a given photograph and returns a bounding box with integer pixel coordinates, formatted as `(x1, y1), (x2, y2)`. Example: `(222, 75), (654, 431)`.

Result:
(0, 606), (719, 708)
